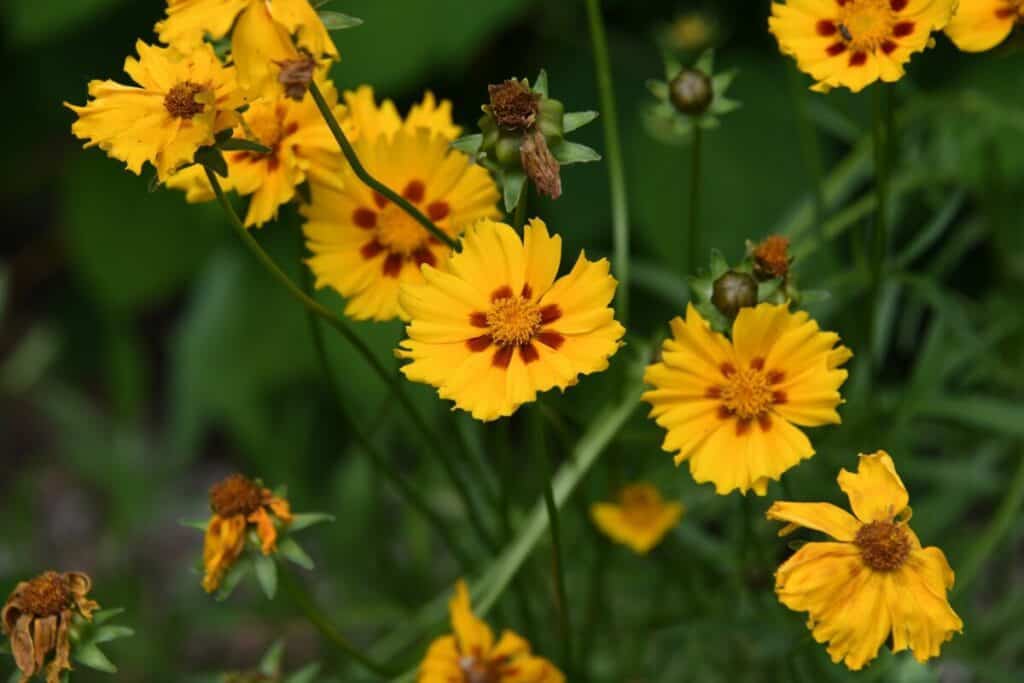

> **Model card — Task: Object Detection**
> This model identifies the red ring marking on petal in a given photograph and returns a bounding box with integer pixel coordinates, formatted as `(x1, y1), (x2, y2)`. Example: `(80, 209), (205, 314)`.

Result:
(491, 285), (513, 302)
(716, 405), (732, 420)
(890, 0), (908, 11)
(352, 208), (377, 229)
(767, 370), (785, 384)
(750, 357), (765, 370)
(892, 21), (915, 37)
(402, 180), (425, 203)
(736, 419), (752, 436)
(539, 304), (561, 324)
(996, 7), (1016, 18)
(536, 331), (565, 350)
(373, 192), (388, 209)
(521, 283), (533, 299)
(520, 344), (540, 364)
(773, 390), (788, 405)
(849, 51), (868, 67)
(826, 42), (847, 56)
(467, 335), (492, 352)
(426, 201), (450, 221)
(492, 345), (514, 368)
(283, 121), (300, 137)
(412, 247), (437, 267)
(382, 253), (403, 277)
(360, 240), (384, 259)
(758, 414), (773, 432)
(816, 20), (837, 36)
(470, 312), (488, 328)
(706, 386), (722, 399)
(720, 362), (736, 377)
(881, 40), (897, 54)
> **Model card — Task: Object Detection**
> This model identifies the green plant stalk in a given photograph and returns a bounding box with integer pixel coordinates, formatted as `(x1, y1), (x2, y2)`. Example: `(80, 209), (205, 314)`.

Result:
(300, 267), (474, 570)
(513, 183), (529, 230)
(585, 0), (630, 324)
(203, 167), (497, 553)
(868, 86), (892, 372)
(496, 419), (539, 640)
(281, 567), (398, 678)
(307, 82), (457, 250)
(688, 125), (703, 275)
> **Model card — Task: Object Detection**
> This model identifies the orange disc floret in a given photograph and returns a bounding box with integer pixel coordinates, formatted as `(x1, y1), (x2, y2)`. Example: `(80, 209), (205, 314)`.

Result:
(8, 572), (71, 618)
(209, 473), (266, 518)
(753, 235), (791, 279)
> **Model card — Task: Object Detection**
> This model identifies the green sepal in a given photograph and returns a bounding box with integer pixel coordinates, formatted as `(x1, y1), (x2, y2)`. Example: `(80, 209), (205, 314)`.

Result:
(91, 608), (126, 626)
(709, 249), (729, 279)
(215, 557), (252, 602)
(562, 111), (599, 134)
(74, 644), (117, 674)
(757, 278), (784, 303)
(253, 553), (279, 600)
(502, 170), (527, 214)
(285, 663), (322, 683)
(550, 141), (601, 165)
(279, 537), (315, 570)
(695, 300), (731, 334)
(289, 512), (336, 532)
(259, 640), (286, 677)
(451, 134), (483, 156)
(688, 274), (713, 303)
(532, 69), (549, 98)
(179, 518), (209, 531)
(218, 137), (272, 154)
(194, 146), (228, 178)
(90, 625), (135, 645)
(319, 11), (363, 30)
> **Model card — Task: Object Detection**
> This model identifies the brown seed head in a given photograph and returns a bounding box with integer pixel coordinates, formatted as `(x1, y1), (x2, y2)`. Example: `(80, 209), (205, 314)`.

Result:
(487, 79), (539, 131)
(276, 55), (317, 101)
(8, 572), (71, 618)
(855, 520), (911, 572)
(210, 474), (265, 518)
(753, 235), (791, 280)
(520, 128), (562, 200)
(669, 68), (713, 116)
(164, 81), (205, 119)
(711, 271), (758, 319)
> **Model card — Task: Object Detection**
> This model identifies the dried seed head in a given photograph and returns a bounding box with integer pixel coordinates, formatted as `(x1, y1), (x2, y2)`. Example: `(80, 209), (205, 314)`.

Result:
(487, 80), (539, 131)
(210, 474), (265, 518)
(711, 271), (758, 319)
(8, 572), (71, 618)
(669, 68), (713, 116)
(164, 81), (205, 119)
(276, 55), (317, 101)
(855, 520), (911, 572)
(753, 235), (791, 280)
(520, 128), (562, 200)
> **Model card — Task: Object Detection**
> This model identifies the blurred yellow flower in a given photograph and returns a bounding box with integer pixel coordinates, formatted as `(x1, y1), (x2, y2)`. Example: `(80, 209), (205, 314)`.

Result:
(203, 474), (292, 593)
(156, 0), (338, 98)
(65, 41), (243, 180)
(769, 0), (957, 92)
(398, 219), (625, 422)
(591, 482), (684, 554)
(643, 303), (850, 496)
(418, 580), (564, 683)
(767, 451), (963, 670)
(946, 0), (1023, 51)
(167, 81), (347, 227)
(302, 89), (498, 321)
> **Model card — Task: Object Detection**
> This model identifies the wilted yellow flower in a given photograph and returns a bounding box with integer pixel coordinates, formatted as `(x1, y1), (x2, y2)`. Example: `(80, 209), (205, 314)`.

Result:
(302, 89), (498, 321)
(66, 41), (243, 180)
(418, 580), (564, 683)
(3, 571), (99, 683)
(398, 219), (625, 422)
(168, 81), (347, 227)
(767, 451), (963, 670)
(946, 0), (1023, 51)
(643, 303), (851, 495)
(591, 483), (684, 554)
(769, 0), (957, 92)
(203, 474), (292, 593)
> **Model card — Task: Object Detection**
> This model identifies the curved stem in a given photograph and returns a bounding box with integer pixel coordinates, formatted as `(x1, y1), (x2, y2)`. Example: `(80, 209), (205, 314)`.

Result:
(281, 567), (398, 678)
(688, 126), (703, 275)
(585, 0), (630, 325)
(307, 82), (457, 250)
(203, 167), (497, 553)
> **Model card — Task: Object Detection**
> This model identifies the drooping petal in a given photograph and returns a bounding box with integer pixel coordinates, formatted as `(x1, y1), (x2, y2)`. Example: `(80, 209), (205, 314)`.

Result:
(449, 581), (494, 660)
(766, 501), (861, 541)
(889, 547), (963, 663)
(946, 0), (1019, 51)
(202, 513), (248, 593)
(838, 450), (909, 523)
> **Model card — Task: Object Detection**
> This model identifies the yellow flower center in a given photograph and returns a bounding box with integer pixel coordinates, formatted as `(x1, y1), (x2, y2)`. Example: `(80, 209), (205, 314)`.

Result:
(376, 207), (428, 255)
(486, 296), (542, 347)
(620, 485), (662, 525)
(458, 655), (500, 683)
(164, 81), (205, 119)
(838, 0), (897, 49)
(855, 520), (911, 571)
(720, 367), (773, 420)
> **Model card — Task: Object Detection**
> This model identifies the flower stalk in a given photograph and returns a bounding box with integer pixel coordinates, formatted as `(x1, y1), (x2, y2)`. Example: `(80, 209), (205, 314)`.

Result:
(688, 126), (703, 275)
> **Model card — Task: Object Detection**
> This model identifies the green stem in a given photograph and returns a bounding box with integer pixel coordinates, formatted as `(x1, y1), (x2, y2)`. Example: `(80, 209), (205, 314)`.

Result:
(300, 267), (474, 570)
(955, 450), (1024, 596)
(281, 568), (398, 678)
(203, 167), (497, 553)
(307, 82), (457, 250)
(496, 420), (539, 640)
(584, 0), (630, 325)
(513, 183), (529, 230)
(688, 125), (703, 275)
(869, 85), (892, 372)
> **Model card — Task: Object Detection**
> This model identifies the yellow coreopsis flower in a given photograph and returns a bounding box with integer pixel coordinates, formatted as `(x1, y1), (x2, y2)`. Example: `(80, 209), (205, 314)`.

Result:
(590, 482), (684, 554)
(418, 580), (564, 683)
(167, 81), (347, 227)
(769, 0), (957, 93)
(157, 0), (337, 98)
(767, 451), (963, 670)
(643, 303), (851, 496)
(202, 474), (292, 593)
(65, 41), (243, 180)
(398, 219), (625, 422)
(946, 0), (1023, 51)
(302, 90), (499, 321)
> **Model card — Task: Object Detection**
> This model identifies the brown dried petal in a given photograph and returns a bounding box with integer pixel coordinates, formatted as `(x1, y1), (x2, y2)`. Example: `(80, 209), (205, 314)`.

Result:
(487, 80), (539, 131)
(520, 129), (562, 200)
(33, 615), (57, 674)
(276, 55), (317, 101)
(2, 586), (26, 634)
(46, 613), (71, 683)
(11, 614), (36, 677)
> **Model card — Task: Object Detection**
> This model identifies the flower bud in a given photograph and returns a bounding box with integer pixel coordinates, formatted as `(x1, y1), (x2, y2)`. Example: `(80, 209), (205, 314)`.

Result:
(712, 271), (757, 318)
(752, 235), (791, 281)
(669, 68), (713, 116)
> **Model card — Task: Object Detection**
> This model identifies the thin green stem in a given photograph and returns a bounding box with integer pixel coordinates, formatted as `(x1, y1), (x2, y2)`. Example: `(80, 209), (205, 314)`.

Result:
(300, 267), (474, 570)
(307, 82), (457, 250)
(688, 125), (703, 275)
(513, 183), (529, 230)
(281, 567), (397, 678)
(203, 167), (497, 553)
(496, 420), (539, 640)
(585, 0), (630, 324)
(868, 85), (892, 372)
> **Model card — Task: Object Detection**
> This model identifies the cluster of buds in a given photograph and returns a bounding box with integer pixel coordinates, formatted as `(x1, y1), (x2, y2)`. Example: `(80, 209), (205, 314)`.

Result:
(454, 71), (601, 212)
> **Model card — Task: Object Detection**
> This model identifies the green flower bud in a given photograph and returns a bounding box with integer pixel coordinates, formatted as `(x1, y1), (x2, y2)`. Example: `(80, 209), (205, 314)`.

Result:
(712, 271), (757, 319)
(669, 68), (713, 116)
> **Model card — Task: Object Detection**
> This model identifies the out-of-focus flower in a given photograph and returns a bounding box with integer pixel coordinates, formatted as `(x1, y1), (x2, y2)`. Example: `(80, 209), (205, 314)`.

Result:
(660, 11), (719, 53)
(751, 235), (792, 281)
(591, 483), (684, 554)
(946, 0), (1023, 52)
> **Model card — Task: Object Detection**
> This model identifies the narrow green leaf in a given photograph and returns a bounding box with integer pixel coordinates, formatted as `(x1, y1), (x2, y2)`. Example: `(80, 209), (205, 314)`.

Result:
(289, 512), (335, 532)
(179, 518), (209, 531)
(550, 141), (601, 165)
(709, 249), (728, 278)
(74, 644), (117, 673)
(254, 554), (278, 600)
(319, 11), (363, 30)
(502, 170), (527, 214)
(279, 537), (315, 570)
(533, 69), (549, 98)
(215, 557), (251, 602)
(451, 134), (483, 156)
(918, 397), (1024, 437)
(259, 639), (286, 677)
(91, 625), (135, 644)
(646, 79), (668, 99)
(562, 111), (599, 134)
(285, 663), (322, 683)
(194, 147), (228, 178)
(218, 137), (272, 154)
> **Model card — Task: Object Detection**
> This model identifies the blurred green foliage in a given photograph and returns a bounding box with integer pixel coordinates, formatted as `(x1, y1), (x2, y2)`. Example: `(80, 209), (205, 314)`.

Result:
(2, 1), (1024, 682)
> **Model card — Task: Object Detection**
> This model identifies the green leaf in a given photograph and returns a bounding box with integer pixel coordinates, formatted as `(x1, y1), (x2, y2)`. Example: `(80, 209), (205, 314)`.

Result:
(218, 137), (272, 154)
(450, 134), (483, 156)
(254, 554), (279, 600)
(285, 663), (322, 683)
(502, 169), (527, 214)
(918, 397), (1024, 437)
(215, 557), (252, 602)
(194, 147), (228, 178)
(279, 537), (315, 570)
(562, 111), (599, 133)
(179, 518), (209, 531)
(259, 639), (286, 677)
(532, 69), (549, 98)
(709, 249), (728, 279)
(549, 141), (601, 165)
(74, 644), (117, 673)
(289, 512), (336, 532)
(91, 625), (134, 644)
(319, 10), (364, 30)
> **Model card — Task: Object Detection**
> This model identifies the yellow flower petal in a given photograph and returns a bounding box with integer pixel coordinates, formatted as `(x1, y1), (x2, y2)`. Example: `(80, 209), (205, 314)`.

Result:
(889, 547), (963, 662)
(838, 450), (909, 523)
(766, 501), (862, 541)
(449, 580), (494, 659)
(156, 0), (250, 50)
(590, 483), (684, 554)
